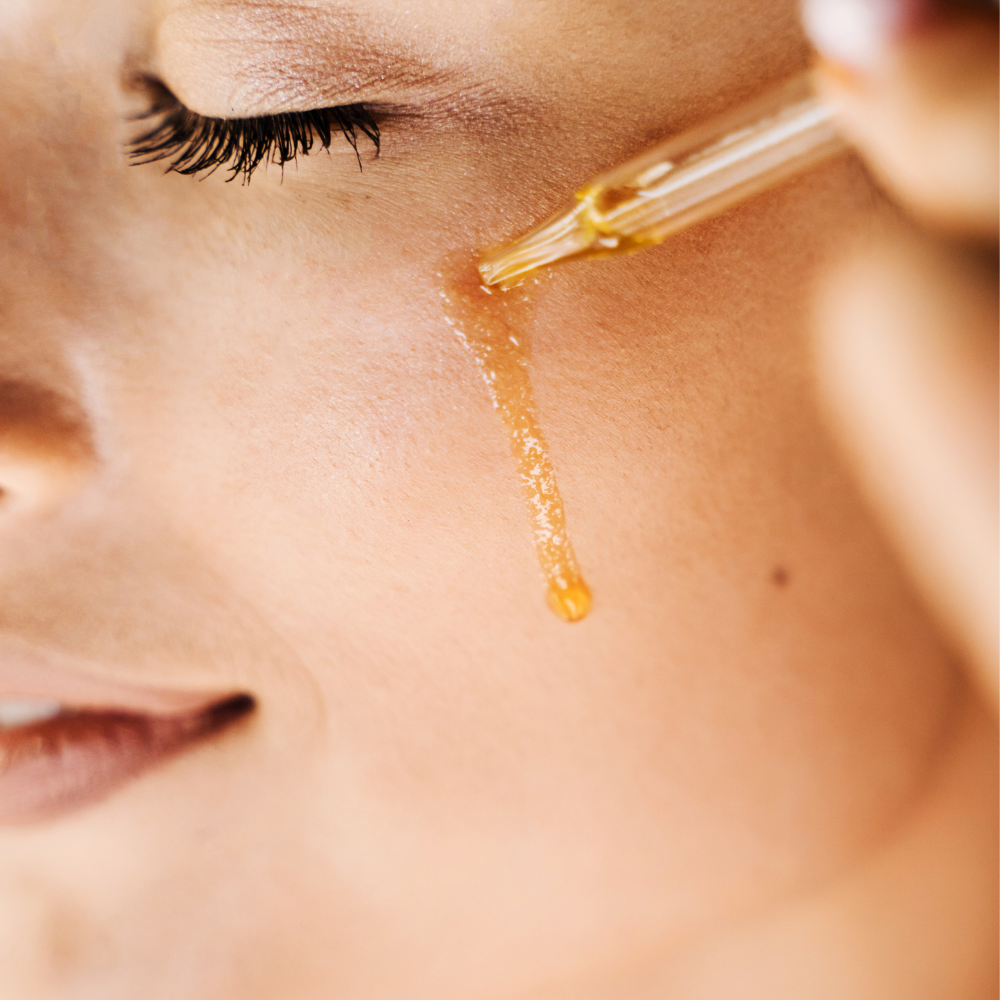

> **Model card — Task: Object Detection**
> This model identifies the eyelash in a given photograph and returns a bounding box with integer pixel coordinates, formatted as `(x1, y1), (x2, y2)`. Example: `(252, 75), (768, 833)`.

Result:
(127, 88), (381, 183)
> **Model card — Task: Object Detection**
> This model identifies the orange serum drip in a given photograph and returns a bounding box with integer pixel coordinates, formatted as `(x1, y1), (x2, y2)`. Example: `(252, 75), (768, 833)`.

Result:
(439, 266), (591, 623)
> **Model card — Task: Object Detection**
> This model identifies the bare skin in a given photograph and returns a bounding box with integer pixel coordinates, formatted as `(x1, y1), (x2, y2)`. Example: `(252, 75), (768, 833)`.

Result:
(0, 1), (994, 998)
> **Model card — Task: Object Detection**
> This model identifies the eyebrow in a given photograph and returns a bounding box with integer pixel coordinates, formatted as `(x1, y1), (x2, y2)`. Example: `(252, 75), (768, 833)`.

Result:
(155, 0), (503, 120)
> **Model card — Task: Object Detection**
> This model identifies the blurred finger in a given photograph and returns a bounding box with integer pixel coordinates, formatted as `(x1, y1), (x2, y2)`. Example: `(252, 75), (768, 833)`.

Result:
(804, 0), (999, 237)
(813, 227), (999, 703)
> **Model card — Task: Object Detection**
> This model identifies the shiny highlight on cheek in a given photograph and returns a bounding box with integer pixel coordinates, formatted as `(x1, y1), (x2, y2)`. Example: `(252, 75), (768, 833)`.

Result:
(439, 266), (591, 622)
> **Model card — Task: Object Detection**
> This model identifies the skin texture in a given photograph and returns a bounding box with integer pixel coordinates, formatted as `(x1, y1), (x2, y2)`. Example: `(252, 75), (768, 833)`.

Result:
(0, 1), (994, 998)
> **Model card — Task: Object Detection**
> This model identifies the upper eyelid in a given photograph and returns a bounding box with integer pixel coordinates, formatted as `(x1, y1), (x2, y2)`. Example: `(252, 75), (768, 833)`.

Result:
(153, 1), (460, 119)
(150, 5), (540, 128)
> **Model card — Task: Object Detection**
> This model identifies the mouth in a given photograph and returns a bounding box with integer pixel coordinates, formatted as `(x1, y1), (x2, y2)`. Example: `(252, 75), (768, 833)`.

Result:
(0, 694), (254, 826)
(0, 645), (255, 825)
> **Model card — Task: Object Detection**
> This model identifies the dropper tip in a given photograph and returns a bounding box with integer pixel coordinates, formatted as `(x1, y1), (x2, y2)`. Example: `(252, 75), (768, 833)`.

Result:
(478, 201), (595, 288)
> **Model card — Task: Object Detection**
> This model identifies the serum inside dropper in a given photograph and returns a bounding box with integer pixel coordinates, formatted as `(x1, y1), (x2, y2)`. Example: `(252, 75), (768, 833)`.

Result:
(439, 264), (591, 623)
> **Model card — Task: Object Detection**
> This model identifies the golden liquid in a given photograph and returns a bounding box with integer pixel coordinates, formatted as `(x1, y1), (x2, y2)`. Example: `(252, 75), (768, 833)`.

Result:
(439, 266), (591, 623)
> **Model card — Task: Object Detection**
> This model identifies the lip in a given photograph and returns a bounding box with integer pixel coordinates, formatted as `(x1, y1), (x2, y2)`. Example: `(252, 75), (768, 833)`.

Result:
(0, 637), (254, 825)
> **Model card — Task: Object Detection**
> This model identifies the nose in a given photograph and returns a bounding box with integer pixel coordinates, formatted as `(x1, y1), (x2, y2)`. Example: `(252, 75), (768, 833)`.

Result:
(0, 379), (95, 518)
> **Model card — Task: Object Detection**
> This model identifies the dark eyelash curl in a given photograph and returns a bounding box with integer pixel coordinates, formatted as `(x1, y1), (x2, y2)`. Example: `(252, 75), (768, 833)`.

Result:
(127, 94), (380, 183)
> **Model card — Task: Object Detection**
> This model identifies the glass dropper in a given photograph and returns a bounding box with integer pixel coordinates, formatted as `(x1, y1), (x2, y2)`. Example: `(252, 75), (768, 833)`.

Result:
(479, 71), (846, 288)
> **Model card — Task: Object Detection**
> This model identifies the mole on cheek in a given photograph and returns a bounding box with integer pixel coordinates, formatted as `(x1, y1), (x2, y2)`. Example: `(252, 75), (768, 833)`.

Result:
(438, 259), (591, 623)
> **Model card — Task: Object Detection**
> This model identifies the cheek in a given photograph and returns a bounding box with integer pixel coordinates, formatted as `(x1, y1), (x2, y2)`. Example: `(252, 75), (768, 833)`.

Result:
(131, 168), (953, 874)
(95, 237), (510, 627)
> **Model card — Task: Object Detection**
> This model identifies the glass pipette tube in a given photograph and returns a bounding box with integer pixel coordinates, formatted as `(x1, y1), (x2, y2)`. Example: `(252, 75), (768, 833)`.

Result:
(479, 71), (845, 288)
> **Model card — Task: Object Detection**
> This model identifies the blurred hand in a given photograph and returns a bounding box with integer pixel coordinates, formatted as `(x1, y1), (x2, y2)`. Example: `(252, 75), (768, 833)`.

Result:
(802, 0), (998, 703)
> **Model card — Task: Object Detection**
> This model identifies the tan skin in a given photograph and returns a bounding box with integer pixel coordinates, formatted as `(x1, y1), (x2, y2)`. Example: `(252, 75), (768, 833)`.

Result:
(0, 1), (995, 998)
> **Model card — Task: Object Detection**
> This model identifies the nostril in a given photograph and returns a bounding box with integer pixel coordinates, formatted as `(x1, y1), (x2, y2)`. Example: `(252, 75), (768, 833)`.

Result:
(0, 380), (95, 516)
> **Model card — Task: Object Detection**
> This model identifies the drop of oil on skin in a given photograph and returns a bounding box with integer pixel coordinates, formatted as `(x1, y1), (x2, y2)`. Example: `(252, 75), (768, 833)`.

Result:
(439, 262), (591, 623)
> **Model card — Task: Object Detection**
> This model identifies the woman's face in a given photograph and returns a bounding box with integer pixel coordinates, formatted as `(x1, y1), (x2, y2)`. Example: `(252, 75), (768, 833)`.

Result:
(0, 1), (961, 997)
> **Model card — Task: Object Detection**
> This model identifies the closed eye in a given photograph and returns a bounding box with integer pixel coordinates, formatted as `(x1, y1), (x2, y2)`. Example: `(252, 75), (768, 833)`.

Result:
(126, 81), (380, 184)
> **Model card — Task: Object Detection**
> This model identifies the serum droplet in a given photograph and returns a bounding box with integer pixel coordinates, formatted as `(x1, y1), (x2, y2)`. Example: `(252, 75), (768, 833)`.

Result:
(546, 578), (592, 623)
(440, 261), (592, 622)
